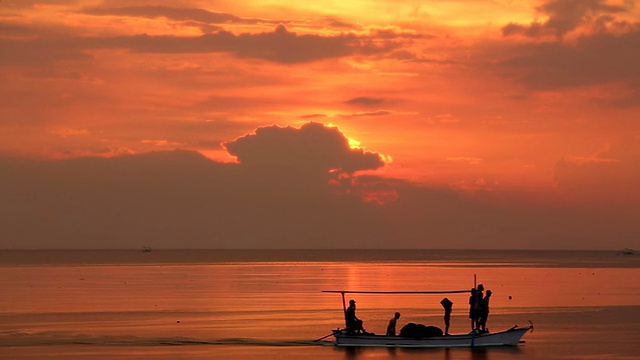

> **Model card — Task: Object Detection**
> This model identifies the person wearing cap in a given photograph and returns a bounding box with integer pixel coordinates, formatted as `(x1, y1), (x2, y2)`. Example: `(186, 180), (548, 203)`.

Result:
(386, 312), (401, 336)
(345, 299), (365, 334)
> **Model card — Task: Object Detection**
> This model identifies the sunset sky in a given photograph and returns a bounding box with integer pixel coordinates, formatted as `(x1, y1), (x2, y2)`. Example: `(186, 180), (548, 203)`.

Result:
(1, 0), (639, 250)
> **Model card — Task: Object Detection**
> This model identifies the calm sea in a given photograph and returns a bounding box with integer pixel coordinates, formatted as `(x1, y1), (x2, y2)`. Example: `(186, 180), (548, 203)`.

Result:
(1, 250), (639, 359)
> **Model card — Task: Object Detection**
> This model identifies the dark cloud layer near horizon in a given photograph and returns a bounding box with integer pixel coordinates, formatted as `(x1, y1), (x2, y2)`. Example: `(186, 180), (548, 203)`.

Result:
(1, 123), (638, 250)
(0, 24), (401, 66)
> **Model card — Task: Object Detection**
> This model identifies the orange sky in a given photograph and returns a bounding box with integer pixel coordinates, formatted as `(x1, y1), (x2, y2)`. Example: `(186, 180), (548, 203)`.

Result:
(1, 0), (639, 249)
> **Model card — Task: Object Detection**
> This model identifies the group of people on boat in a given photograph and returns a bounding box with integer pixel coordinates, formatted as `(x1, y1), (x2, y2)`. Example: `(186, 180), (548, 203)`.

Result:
(344, 284), (493, 336)
(345, 299), (400, 336)
(469, 284), (492, 333)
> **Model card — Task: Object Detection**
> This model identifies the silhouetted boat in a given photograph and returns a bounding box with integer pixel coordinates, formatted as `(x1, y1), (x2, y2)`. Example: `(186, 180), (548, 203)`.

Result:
(619, 248), (637, 255)
(321, 290), (533, 348)
(331, 325), (531, 347)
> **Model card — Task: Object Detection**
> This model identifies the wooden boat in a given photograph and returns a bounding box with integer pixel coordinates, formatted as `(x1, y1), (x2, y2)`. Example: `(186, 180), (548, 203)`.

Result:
(332, 325), (531, 348)
(322, 289), (533, 348)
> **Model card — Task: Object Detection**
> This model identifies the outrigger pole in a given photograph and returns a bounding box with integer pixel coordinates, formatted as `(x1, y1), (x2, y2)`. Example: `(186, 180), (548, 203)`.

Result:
(322, 289), (473, 328)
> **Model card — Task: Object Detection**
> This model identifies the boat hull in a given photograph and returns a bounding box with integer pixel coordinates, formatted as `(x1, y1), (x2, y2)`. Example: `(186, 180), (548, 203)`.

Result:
(333, 326), (531, 348)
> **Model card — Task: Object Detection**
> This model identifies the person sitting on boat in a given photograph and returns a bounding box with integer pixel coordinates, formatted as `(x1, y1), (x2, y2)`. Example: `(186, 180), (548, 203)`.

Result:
(386, 312), (401, 336)
(479, 290), (492, 333)
(345, 299), (366, 334)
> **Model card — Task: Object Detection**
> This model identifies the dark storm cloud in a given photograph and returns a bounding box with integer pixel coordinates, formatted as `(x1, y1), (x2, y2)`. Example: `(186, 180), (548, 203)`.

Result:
(502, 0), (628, 38)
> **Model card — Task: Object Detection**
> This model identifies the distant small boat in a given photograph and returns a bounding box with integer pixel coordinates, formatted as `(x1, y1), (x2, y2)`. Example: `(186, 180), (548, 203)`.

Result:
(321, 289), (533, 348)
(141, 246), (152, 253)
(619, 248), (637, 255)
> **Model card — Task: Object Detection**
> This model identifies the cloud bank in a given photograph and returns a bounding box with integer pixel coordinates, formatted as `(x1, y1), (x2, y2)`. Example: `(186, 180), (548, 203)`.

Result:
(1, 123), (638, 250)
(0, 24), (401, 65)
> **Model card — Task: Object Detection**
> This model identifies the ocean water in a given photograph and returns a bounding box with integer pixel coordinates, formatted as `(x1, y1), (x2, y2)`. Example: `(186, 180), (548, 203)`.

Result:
(1, 250), (639, 359)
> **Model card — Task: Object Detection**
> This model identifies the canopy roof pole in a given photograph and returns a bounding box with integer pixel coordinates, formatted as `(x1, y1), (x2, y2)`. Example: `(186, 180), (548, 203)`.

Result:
(322, 290), (472, 295)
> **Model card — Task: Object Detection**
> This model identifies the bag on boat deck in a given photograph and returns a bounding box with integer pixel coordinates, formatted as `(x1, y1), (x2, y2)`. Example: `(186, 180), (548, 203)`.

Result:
(399, 323), (444, 339)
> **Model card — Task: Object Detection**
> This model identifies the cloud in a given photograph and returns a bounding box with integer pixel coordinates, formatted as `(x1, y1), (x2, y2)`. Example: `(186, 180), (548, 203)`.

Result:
(82, 5), (278, 27)
(0, 38), (91, 67)
(502, 0), (629, 38)
(83, 6), (240, 23)
(346, 97), (385, 106)
(369, 28), (433, 40)
(0, 24), (402, 65)
(334, 174), (400, 205)
(496, 0), (640, 104)
(0, 23), (37, 38)
(224, 122), (384, 175)
(2, 141), (639, 249)
(141, 139), (182, 147)
(50, 128), (90, 137)
(554, 145), (640, 205)
(498, 30), (640, 91)
(0, 124), (392, 249)
(299, 114), (328, 119)
(320, 16), (360, 30)
(337, 110), (392, 118)
(1, 0), (73, 9)
(447, 157), (482, 165)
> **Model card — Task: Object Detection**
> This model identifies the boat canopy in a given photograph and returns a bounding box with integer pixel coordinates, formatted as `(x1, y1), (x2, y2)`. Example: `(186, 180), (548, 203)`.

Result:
(323, 289), (473, 327)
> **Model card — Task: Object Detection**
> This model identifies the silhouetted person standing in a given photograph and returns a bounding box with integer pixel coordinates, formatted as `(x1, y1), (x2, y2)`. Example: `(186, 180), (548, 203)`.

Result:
(469, 288), (477, 331)
(479, 290), (492, 332)
(473, 284), (485, 331)
(441, 297), (453, 335)
(345, 299), (365, 334)
(386, 312), (401, 336)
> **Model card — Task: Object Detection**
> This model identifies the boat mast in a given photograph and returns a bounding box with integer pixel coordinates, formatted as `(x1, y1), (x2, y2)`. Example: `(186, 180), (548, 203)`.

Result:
(340, 291), (347, 328)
